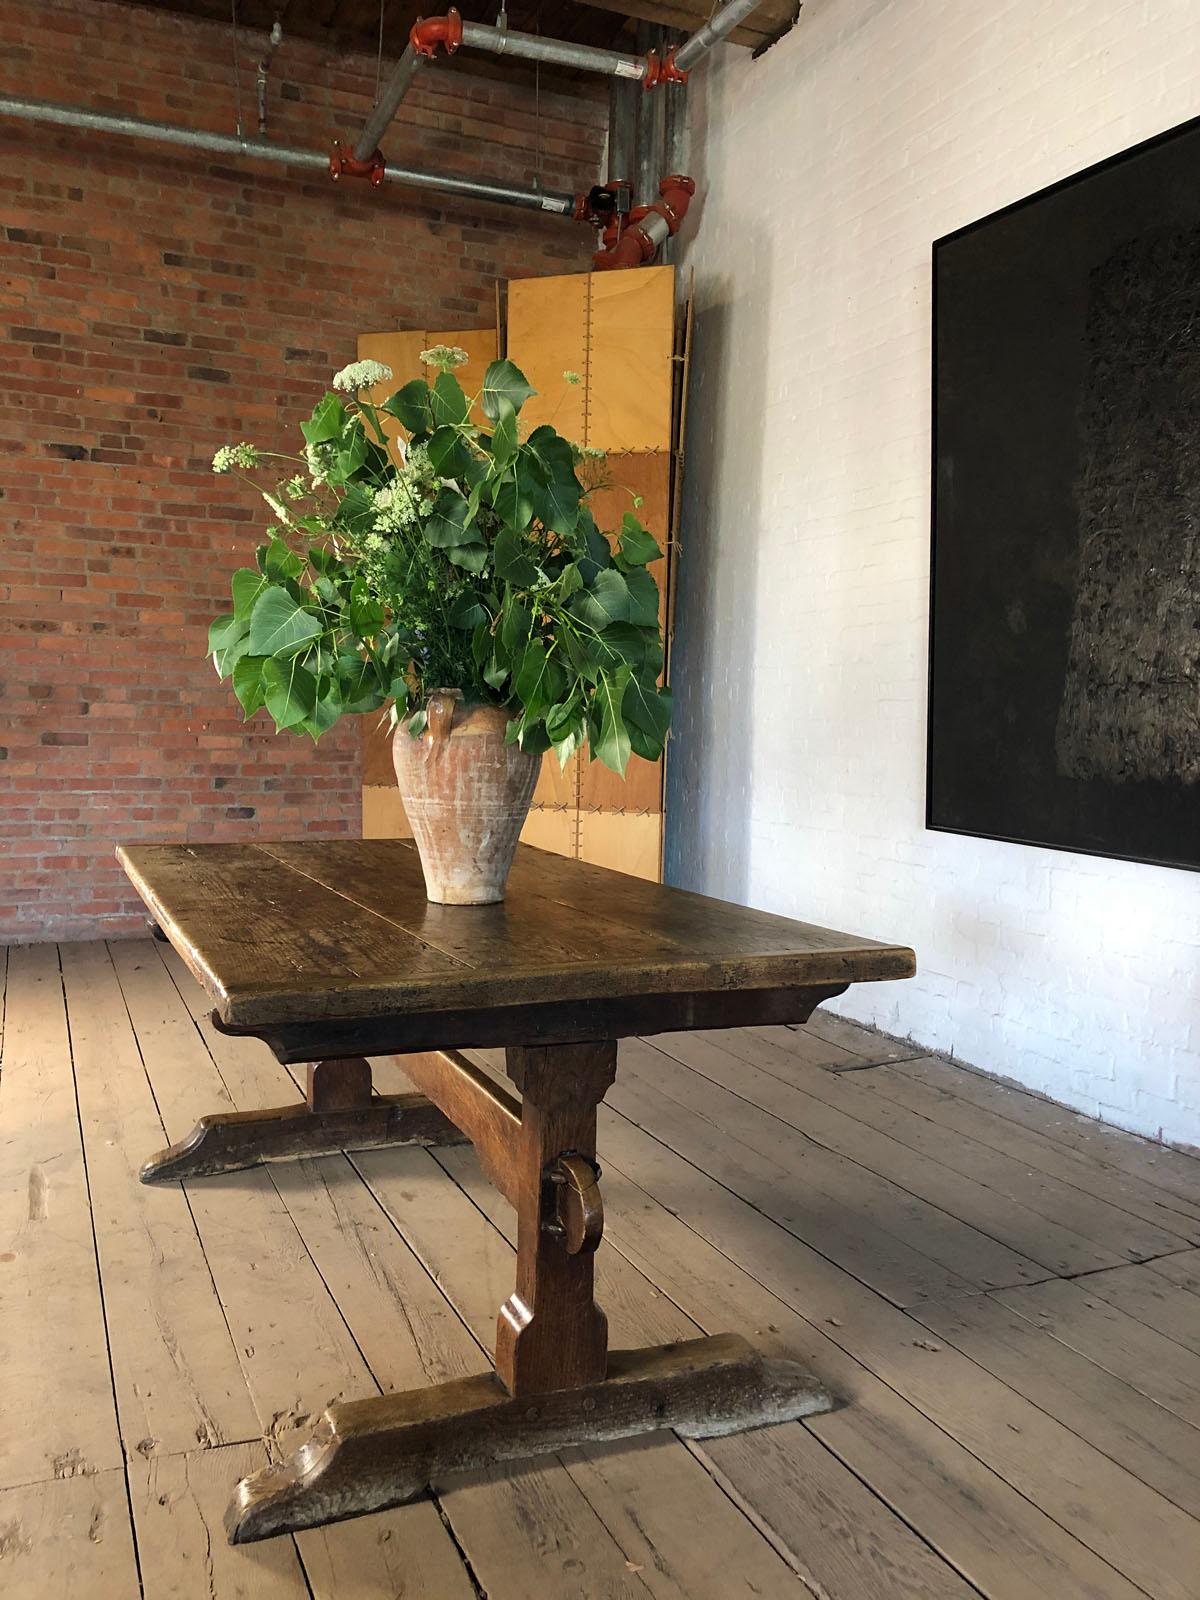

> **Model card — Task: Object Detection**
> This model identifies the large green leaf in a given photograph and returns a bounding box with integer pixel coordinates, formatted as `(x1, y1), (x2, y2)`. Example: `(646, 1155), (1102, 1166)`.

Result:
(430, 371), (470, 428)
(299, 393), (346, 445)
(446, 542), (488, 574)
(572, 568), (630, 630)
(380, 379), (433, 435)
(506, 712), (552, 754)
(262, 535), (304, 580)
(301, 679), (344, 740)
(336, 650), (383, 712)
(482, 358), (535, 422)
(333, 423), (368, 482)
(231, 568), (268, 619)
(490, 397), (519, 465)
(208, 612), (245, 658)
(494, 526), (538, 587)
(348, 575), (385, 634)
(545, 698), (584, 771)
(575, 512), (612, 584)
(515, 639), (567, 721)
(595, 621), (661, 673)
(500, 596), (532, 653)
(423, 487), (477, 549)
(489, 461), (537, 531)
(261, 656), (317, 729)
(448, 591), (488, 629)
(426, 425), (472, 480)
(334, 482), (376, 539)
(623, 674), (672, 752)
(248, 585), (323, 658)
(593, 665), (633, 776)
(617, 514), (663, 567)
(625, 566), (660, 627)
(531, 469), (581, 537)
(232, 654), (268, 716)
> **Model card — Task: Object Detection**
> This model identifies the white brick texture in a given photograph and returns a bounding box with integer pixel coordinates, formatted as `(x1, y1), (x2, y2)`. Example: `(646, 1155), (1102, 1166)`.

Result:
(668, 0), (1200, 1148)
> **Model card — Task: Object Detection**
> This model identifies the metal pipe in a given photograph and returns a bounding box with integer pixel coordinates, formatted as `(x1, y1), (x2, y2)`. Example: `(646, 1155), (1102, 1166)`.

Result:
(0, 94), (577, 214)
(353, 43), (426, 161)
(606, 76), (637, 187)
(674, 0), (764, 72)
(256, 20), (283, 137)
(633, 24), (663, 206)
(459, 19), (646, 80)
(663, 64), (689, 176)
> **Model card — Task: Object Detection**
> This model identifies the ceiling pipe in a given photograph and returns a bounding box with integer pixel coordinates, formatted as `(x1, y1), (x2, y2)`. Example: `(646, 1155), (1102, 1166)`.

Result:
(351, 43), (426, 164)
(592, 174), (695, 271)
(674, 0), (765, 72)
(410, 8), (652, 81)
(606, 76), (637, 190)
(633, 22), (664, 207)
(0, 93), (578, 215)
(458, 18), (648, 80)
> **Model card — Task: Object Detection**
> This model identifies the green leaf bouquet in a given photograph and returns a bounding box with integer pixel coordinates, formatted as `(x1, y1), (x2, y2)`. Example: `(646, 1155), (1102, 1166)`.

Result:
(206, 350), (672, 776)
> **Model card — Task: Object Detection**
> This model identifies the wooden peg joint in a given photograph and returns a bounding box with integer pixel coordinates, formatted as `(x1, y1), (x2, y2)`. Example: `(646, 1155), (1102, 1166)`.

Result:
(544, 1151), (604, 1254)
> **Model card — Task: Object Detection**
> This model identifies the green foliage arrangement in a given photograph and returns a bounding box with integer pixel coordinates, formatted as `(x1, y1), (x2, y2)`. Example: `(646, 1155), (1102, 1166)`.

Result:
(207, 350), (672, 776)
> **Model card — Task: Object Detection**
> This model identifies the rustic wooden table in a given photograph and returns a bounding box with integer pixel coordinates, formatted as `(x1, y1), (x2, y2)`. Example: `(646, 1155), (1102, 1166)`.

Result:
(118, 837), (915, 1544)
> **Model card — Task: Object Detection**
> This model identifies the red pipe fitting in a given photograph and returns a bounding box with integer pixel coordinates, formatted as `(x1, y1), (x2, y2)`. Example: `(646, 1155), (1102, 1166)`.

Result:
(592, 174), (695, 270)
(643, 48), (688, 89)
(329, 139), (386, 186)
(410, 8), (463, 57)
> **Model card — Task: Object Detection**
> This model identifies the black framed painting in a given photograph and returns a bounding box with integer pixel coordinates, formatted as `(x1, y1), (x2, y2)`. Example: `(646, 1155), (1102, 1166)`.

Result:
(928, 114), (1200, 873)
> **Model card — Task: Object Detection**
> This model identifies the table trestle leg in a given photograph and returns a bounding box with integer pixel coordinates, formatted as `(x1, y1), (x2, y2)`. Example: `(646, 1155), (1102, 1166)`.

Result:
(139, 1056), (468, 1184)
(225, 1332), (834, 1543)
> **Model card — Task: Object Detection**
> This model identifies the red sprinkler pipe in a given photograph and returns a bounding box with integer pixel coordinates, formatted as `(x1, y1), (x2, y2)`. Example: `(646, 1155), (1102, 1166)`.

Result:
(593, 174), (695, 270)
(410, 10), (464, 56)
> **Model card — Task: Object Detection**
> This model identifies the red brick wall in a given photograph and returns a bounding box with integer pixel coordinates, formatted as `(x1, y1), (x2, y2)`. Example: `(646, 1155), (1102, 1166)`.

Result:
(0, 0), (605, 941)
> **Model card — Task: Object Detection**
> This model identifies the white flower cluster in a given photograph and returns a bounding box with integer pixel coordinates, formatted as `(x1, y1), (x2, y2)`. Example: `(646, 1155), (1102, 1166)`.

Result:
(372, 444), (437, 534)
(331, 359), (393, 393)
(211, 441), (260, 473)
(305, 439), (338, 487)
(420, 344), (469, 372)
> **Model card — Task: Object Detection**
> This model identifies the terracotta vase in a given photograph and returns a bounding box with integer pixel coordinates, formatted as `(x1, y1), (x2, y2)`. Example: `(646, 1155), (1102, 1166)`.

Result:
(392, 690), (540, 905)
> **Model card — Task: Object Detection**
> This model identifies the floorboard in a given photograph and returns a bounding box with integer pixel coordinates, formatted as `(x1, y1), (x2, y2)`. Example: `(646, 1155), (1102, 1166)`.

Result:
(3, 948), (1199, 1598)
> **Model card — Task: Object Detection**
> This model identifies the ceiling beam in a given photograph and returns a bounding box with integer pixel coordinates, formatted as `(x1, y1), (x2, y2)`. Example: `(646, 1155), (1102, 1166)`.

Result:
(566, 0), (797, 49)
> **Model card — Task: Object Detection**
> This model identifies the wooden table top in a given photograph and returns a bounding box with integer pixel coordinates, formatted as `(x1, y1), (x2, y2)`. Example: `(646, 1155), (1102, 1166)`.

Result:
(117, 839), (915, 1030)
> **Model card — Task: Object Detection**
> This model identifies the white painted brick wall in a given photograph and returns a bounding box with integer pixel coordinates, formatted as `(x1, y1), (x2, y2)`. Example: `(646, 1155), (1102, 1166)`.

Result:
(667, 0), (1200, 1148)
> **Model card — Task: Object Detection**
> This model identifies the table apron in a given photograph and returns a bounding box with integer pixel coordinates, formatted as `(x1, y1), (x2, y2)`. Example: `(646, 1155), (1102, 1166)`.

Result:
(211, 982), (851, 1064)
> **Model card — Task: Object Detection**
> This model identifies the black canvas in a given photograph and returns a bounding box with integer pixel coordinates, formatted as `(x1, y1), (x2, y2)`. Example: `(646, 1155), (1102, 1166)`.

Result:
(928, 114), (1200, 872)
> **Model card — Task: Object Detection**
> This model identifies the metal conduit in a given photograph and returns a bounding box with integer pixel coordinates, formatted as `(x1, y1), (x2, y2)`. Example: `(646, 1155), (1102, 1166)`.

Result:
(0, 94), (577, 214)
(606, 76), (637, 188)
(674, 0), (765, 71)
(353, 44), (426, 162)
(459, 20), (646, 79)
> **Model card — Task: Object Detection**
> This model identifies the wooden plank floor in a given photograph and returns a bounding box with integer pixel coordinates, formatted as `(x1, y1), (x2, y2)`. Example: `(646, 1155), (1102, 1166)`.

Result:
(2, 942), (1199, 1598)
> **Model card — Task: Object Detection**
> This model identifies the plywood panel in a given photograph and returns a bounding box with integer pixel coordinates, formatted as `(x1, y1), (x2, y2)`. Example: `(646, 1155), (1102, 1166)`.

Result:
(363, 784), (412, 840)
(588, 265), (675, 451)
(519, 805), (577, 856)
(578, 808), (662, 881)
(532, 747), (578, 808)
(506, 272), (590, 441)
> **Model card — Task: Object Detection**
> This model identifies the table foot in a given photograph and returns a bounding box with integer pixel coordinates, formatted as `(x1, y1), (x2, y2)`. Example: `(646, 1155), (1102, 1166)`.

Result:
(225, 1332), (835, 1543)
(141, 1057), (468, 1184)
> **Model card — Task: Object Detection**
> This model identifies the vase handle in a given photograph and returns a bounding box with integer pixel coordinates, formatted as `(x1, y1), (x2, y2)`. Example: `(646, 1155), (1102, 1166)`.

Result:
(425, 689), (461, 743)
